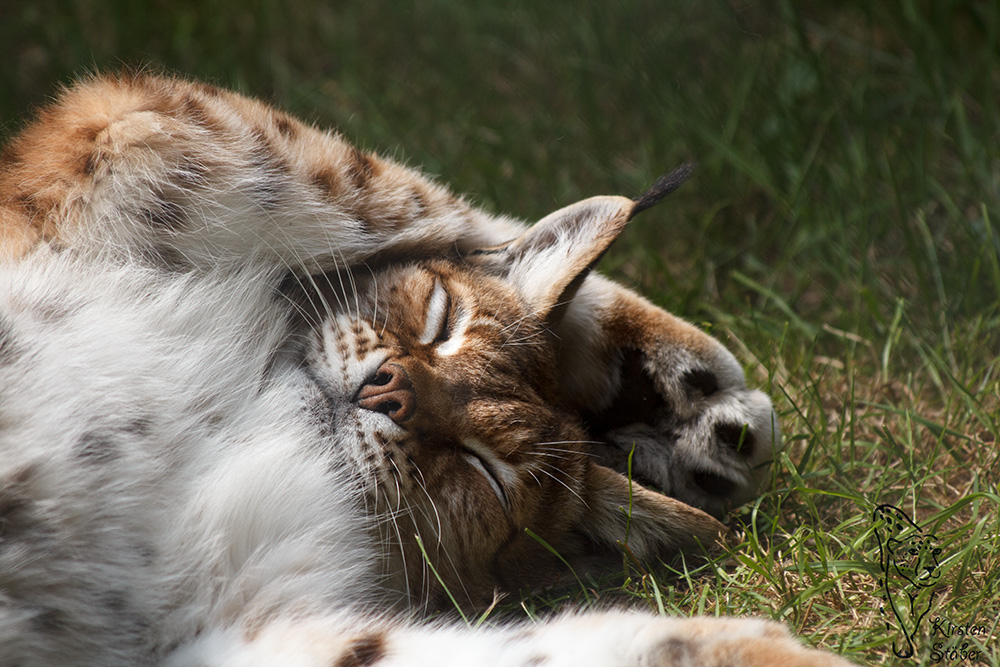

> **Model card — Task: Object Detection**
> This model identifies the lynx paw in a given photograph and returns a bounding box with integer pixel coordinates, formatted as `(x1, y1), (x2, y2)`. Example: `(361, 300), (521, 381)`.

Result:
(642, 616), (851, 667)
(504, 612), (851, 667)
(586, 334), (781, 519)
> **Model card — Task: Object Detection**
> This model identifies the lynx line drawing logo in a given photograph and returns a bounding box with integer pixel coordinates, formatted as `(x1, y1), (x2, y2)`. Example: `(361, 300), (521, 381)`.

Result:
(873, 504), (943, 658)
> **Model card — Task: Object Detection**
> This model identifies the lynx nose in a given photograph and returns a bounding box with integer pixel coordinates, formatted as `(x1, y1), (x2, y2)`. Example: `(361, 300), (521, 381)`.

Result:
(356, 362), (415, 423)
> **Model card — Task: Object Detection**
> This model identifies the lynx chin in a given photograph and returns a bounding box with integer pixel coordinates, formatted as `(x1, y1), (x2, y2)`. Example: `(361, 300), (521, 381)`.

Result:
(0, 73), (848, 666)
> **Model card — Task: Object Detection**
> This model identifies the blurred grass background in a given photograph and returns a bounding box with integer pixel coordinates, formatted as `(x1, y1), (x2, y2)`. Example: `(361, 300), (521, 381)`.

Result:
(2, 1), (998, 663)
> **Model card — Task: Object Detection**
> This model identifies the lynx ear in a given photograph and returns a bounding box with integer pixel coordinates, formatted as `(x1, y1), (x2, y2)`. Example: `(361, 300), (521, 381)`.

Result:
(469, 195), (634, 320)
(579, 462), (726, 560)
(468, 164), (694, 320)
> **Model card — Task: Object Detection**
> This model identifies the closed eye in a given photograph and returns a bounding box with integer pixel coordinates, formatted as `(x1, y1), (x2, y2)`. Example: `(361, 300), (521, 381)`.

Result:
(419, 278), (451, 345)
(461, 441), (510, 511)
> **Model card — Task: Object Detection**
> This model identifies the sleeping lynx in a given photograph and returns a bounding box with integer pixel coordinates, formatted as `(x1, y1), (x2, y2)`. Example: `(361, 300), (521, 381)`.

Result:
(0, 74), (848, 666)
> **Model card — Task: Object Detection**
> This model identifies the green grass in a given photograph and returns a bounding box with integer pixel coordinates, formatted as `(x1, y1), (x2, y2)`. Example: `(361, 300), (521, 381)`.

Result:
(2, 1), (999, 663)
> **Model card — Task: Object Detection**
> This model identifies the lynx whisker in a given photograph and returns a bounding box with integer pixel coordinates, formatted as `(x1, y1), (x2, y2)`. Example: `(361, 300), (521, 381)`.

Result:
(532, 465), (586, 505)
(408, 461), (444, 546)
(380, 460), (415, 605)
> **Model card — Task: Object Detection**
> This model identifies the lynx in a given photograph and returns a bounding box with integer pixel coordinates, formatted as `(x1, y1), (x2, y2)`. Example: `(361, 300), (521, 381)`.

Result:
(0, 73), (848, 666)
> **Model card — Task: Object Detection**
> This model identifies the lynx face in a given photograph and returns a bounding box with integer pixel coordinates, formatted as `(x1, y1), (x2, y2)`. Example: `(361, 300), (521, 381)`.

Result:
(300, 197), (726, 608)
(304, 263), (580, 604)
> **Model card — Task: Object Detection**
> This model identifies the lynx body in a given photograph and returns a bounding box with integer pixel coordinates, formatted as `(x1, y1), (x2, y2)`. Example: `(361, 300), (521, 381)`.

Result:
(0, 74), (845, 666)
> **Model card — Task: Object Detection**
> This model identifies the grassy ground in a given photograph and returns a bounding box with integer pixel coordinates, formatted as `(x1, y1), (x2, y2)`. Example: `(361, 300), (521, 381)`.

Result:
(2, 1), (998, 664)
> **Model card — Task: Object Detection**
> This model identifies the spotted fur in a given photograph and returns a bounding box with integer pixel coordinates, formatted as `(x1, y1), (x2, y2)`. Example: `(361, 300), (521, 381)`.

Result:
(0, 74), (847, 666)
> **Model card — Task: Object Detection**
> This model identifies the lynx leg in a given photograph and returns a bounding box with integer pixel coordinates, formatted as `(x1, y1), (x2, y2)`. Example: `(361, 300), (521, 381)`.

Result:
(553, 274), (781, 518)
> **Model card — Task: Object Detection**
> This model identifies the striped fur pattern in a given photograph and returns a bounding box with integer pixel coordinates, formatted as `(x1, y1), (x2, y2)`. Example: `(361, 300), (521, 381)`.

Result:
(0, 74), (846, 666)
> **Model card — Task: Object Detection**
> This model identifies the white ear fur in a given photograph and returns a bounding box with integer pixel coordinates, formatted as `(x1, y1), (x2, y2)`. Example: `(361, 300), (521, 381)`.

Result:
(467, 164), (695, 319)
(470, 195), (635, 319)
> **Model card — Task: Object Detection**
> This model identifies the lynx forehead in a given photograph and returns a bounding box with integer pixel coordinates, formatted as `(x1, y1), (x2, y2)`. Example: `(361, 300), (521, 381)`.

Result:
(0, 73), (849, 666)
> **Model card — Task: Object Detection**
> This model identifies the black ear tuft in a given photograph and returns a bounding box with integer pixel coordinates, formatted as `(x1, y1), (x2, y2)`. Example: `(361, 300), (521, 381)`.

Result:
(631, 162), (696, 216)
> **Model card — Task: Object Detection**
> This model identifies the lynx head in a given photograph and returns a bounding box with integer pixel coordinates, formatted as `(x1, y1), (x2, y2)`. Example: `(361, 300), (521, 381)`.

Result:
(302, 177), (724, 609)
